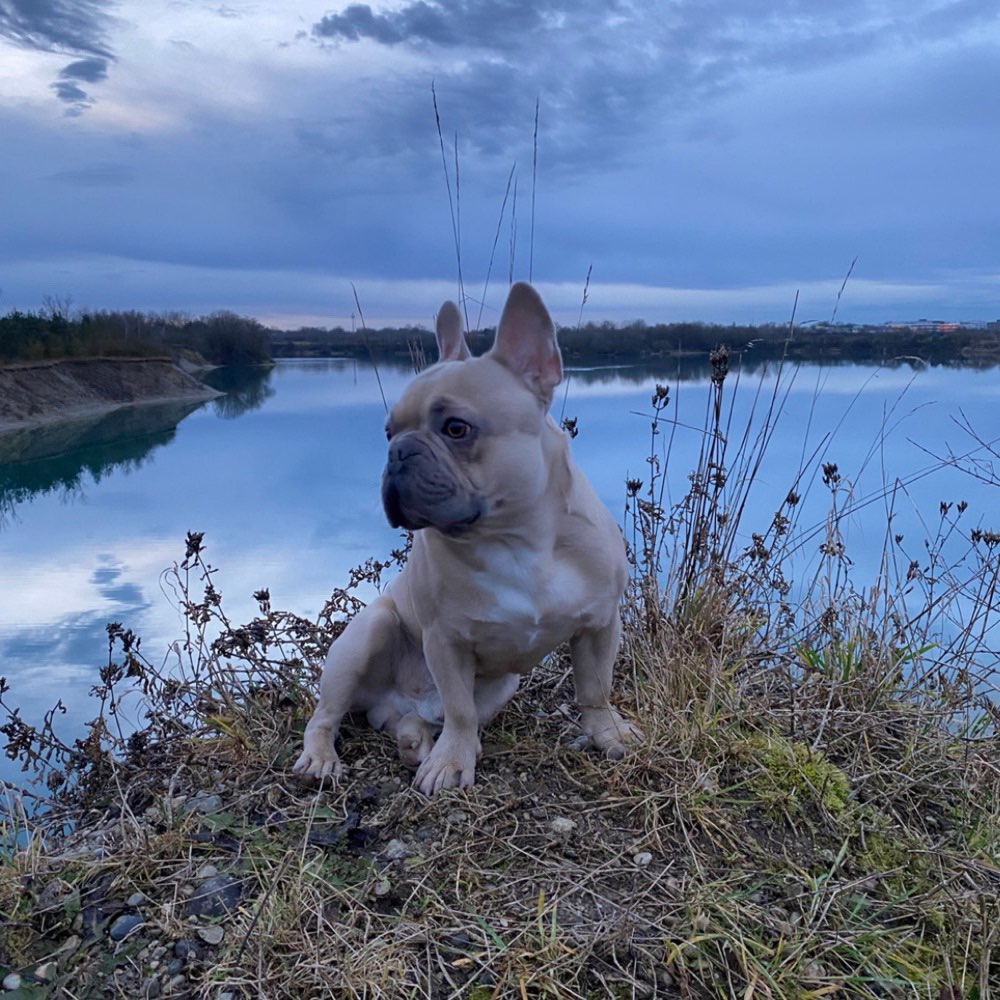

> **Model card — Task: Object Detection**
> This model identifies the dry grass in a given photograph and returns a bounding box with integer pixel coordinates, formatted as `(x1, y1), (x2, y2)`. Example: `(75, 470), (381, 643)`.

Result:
(2, 354), (999, 999)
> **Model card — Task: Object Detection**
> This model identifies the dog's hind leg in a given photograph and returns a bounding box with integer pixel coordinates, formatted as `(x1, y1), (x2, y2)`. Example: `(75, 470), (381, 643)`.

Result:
(293, 595), (402, 782)
(390, 711), (436, 770)
(474, 673), (520, 727)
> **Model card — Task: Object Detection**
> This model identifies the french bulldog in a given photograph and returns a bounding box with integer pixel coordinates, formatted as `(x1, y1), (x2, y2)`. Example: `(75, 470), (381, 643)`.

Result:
(293, 282), (641, 795)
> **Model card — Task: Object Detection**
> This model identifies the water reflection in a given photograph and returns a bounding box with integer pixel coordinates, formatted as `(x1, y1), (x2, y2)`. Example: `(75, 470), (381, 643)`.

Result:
(0, 366), (276, 525)
(0, 400), (204, 525)
(203, 364), (276, 419)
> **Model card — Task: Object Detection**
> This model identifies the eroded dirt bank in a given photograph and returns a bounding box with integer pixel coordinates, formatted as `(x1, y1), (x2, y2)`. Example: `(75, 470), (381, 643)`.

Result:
(0, 357), (221, 433)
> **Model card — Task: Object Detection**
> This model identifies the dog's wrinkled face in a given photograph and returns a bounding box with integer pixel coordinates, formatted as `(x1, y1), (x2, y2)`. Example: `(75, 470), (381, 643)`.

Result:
(380, 285), (563, 538)
(381, 358), (549, 536)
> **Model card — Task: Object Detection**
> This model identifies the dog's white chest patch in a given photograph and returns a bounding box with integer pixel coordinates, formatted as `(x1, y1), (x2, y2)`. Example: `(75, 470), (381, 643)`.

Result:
(469, 544), (587, 663)
(476, 551), (538, 622)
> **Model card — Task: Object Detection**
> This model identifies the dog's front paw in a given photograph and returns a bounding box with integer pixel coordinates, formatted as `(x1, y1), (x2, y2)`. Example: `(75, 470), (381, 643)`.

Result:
(580, 706), (644, 761)
(292, 741), (344, 783)
(413, 734), (478, 796)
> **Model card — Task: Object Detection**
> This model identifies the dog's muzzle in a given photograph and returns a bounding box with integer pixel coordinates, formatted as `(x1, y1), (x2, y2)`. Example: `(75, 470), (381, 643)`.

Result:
(381, 432), (483, 534)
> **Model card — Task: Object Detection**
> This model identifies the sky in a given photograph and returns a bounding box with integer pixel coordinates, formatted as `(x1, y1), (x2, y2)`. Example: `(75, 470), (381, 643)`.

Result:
(1, 0), (998, 330)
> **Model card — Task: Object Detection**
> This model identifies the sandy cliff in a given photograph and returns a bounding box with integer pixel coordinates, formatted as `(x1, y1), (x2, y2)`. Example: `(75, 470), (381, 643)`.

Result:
(0, 357), (221, 432)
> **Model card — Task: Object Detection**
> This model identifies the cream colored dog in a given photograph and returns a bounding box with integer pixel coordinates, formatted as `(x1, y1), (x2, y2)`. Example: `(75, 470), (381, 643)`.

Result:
(294, 282), (641, 795)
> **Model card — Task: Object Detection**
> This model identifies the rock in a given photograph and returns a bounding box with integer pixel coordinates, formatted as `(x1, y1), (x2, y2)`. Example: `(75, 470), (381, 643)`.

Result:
(141, 975), (162, 998)
(197, 925), (225, 946)
(185, 793), (223, 815)
(633, 851), (653, 866)
(167, 958), (185, 976)
(58, 934), (81, 955)
(109, 913), (145, 942)
(445, 810), (468, 824)
(196, 864), (219, 880)
(174, 939), (202, 960)
(186, 875), (242, 918)
(549, 817), (576, 835)
(33, 961), (58, 983)
(127, 891), (149, 908)
(167, 974), (187, 993)
(383, 838), (409, 860)
(373, 879), (391, 897)
(3, 973), (23, 991)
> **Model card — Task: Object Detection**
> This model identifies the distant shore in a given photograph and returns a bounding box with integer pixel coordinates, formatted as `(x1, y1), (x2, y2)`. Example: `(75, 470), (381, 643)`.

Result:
(270, 317), (1000, 369)
(0, 357), (221, 433)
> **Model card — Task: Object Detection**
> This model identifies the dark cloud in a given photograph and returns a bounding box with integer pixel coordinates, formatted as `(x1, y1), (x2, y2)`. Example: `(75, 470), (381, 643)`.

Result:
(0, 0), (114, 57)
(0, 0), (115, 112)
(60, 56), (109, 82)
(307, 0), (1000, 173)
(313, 2), (458, 46)
(51, 79), (88, 103)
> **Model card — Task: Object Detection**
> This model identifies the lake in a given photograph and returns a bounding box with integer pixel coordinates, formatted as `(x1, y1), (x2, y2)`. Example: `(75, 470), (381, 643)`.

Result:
(2, 356), (998, 787)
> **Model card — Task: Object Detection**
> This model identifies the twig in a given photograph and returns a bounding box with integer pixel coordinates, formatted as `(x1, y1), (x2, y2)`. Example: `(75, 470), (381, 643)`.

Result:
(350, 283), (387, 412)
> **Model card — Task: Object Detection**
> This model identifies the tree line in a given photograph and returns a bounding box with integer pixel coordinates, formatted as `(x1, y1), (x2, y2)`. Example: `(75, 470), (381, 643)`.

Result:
(0, 307), (271, 366)
(4, 304), (998, 370)
(272, 317), (1000, 368)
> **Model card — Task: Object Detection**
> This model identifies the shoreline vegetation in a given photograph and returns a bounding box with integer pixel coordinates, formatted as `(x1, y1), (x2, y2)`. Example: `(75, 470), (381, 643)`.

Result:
(2, 304), (1000, 373)
(2, 349), (998, 998)
(5, 304), (1000, 437)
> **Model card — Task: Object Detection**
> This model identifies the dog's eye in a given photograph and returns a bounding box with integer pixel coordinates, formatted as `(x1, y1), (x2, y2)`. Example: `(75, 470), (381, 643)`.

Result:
(442, 418), (469, 440)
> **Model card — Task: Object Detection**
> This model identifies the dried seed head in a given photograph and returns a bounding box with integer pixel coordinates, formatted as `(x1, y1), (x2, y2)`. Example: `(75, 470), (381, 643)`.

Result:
(709, 345), (729, 385)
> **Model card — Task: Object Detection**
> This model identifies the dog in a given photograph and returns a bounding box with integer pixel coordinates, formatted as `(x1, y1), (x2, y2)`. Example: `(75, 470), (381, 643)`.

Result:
(293, 282), (642, 795)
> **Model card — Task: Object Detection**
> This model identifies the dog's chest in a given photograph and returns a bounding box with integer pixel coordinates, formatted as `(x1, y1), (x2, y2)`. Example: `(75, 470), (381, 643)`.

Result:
(465, 545), (603, 666)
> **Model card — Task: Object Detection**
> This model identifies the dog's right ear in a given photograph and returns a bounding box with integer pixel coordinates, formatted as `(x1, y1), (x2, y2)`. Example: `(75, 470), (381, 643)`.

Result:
(435, 301), (471, 362)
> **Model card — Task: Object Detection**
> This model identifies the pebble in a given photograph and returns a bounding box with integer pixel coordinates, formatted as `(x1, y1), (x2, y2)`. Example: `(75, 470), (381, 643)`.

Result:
(127, 891), (149, 908)
(167, 958), (185, 976)
(186, 875), (242, 918)
(174, 939), (201, 960)
(445, 810), (468, 824)
(109, 913), (145, 942)
(33, 961), (57, 983)
(185, 793), (223, 815)
(58, 934), (81, 955)
(141, 975), (162, 999)
(373, 879), (391, 897)
(632, 851), (653, 866)
(196, 864), (219, 880)
(3, 973), (22, 991)
(167, 974), (187, 992)
(549, 817), (576, 835)
(383, 838), (409, 860)
(197, 925), (225, 946)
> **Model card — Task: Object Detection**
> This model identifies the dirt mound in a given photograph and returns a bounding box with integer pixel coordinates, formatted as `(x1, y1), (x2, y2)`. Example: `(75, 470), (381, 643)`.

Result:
(0, 357), (221, 431)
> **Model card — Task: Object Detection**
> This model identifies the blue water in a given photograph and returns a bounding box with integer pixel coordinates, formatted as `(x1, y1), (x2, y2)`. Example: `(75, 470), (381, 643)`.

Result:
(1, 357), (998, 787)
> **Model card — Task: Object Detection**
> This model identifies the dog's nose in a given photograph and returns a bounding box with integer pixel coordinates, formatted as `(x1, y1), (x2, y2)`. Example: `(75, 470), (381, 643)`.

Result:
(386, 433), (424, 468)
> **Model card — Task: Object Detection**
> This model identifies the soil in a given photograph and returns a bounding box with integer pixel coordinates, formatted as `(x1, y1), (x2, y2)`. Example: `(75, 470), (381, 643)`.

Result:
(0, 357), (221, 433)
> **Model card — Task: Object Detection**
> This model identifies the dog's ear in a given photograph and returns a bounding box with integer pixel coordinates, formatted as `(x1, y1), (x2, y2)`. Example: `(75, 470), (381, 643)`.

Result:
(435, 301), (471, 362)
(490, 282), (562, 405)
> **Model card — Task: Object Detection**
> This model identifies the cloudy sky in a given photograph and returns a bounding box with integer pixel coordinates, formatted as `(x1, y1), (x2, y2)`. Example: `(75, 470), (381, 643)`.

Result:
(1, 0), (998, 329)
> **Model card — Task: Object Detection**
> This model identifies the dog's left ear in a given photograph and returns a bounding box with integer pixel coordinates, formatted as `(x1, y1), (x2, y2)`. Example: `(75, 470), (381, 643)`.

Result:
(490, 282), (562, 405)
(435, 301), (471, 362)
